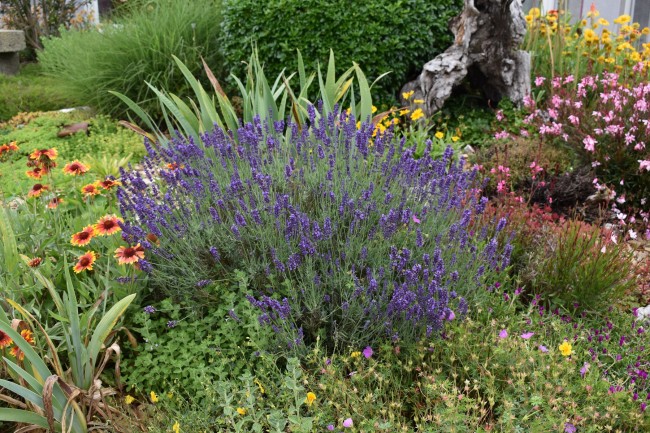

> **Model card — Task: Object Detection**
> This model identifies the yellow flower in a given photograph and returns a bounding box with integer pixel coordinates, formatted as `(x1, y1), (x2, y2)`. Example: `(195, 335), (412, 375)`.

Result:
(356, 121), (361, 130)
(559, 341), (572, 357)
(598, 18), (609, 26)
(613, 15), (631, 25)
(150, 391), (159, 403)
(124, 395), (135, 405)
(413, 99), (424, 104)
(371, 105), (377, 114)
(410, 108), (424, 121)
(236, 407), (247, 416)
(435, 131), (444, 140)
(167, 392), (173, 399)
(172, 421), (180, 433)
(254, 378), (265, 394)
(451, 136), (460, 142)
(525, 15), (533, 24)
(529, 7), (540, 18)
(402, 90), (414, 100)
(642, 27), (650, 36)
(399, 108), (410, 116)
(351, 351), (361, 358)
(305, 391), (316, 406)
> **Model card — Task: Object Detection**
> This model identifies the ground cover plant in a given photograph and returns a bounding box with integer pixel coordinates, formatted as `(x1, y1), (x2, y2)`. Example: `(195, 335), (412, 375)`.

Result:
(1, 2), (650, 432)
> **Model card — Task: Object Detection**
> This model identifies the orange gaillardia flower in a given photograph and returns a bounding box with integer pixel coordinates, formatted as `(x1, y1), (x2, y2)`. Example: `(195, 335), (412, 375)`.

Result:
(63, 160), (90, 176)
(114, 244), (145, 265)
(0, 330), (12, 348)
(47, 197), (63, 209)
(10, 346), (24, 360)
(98, 178), (122, 190)
(73, 251), (98, 273)
(27, 257), (42, 268)
(81, 182), (101, 197)
(29, 148), (58, 161)
(70, 226), (96, 246)
(20, 329), (34, 345)
(26, 167), (46, 179)
(10, 329), (35, 361)
(28, 183), (49, 198)
(94, 215), (123, 236)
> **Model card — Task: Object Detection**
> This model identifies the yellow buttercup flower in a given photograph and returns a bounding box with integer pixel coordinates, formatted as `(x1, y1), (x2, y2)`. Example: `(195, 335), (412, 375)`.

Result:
(172, 421), (180, 433)
(614, 15), (631, 25)
(150, 391), (159, 403)
(305, 391), (317, 406)
(402, 90), (414, 100)
(236, 407), (247, 415)
(413, 99), (424, 104)
(559, 341), (572, 357)
(371, 105), (378, 114)
(351, 351), (361, 358)
(451, 136), (460, 142)
(399, 108), (410, 116)
(410, 108), (424, 121)
(124, 395), (135, 405)
(435, 131), (444, 140)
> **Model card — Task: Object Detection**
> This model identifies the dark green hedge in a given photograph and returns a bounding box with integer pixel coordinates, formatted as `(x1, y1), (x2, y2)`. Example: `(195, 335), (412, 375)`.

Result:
(220, 0), (462, 104)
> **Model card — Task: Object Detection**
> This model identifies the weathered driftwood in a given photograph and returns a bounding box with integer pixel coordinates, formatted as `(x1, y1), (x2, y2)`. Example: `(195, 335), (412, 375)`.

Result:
(403, 0), (531, 115)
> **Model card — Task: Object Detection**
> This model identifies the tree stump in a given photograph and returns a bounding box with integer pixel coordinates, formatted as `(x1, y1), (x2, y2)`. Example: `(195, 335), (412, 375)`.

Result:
(403, 0), (531, 115)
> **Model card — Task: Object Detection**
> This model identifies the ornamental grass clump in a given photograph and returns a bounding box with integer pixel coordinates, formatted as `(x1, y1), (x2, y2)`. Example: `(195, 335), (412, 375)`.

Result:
(117, 108), (511, 351)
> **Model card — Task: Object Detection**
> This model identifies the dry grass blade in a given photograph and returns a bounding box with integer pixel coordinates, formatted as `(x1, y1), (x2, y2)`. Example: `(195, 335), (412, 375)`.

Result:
(117, 120), (156, 142)
(0, 393), (28, 409)
(202, 56), (227, 99)
(42, 375), (58, 432)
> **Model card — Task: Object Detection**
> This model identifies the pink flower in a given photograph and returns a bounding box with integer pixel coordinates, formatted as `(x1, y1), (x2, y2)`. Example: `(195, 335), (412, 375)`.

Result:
(412, 215), (421, 224)
(499, 329), (508, 339)
(363, 346), (373, 359)
(534, 76), (546, 86)
(521, 332), (534, 339)
(447, 310), (455, 321)
(496, 110), (504, 121)
(343, 418), (353, 428)
(583, 136), (596, 152)
(539, 345), (549, 353)
(639, 160), (650, 172)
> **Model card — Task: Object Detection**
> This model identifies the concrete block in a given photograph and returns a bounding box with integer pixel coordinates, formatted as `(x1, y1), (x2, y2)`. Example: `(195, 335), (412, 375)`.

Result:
(0, 30), (26, 53)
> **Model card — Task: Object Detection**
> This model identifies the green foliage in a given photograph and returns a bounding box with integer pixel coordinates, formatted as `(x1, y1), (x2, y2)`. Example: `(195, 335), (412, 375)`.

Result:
(0, 64), (80, 122)
(122, 286), (269, 398)
(220, 0), (462, 104)
(113, 49), (384, 144)
(37, 0), (224, 120)
(522, 220), (635, 312)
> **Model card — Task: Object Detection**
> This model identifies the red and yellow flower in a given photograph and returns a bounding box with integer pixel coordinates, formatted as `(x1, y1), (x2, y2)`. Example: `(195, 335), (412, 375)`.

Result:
(47, 197), (63, 209)
(29, 148), (58, 161)
(98, 178), (122, 190)
(70, 226), (96, 247)
(27, 183), (49, 198)
(63, 160), (90, 176)
(114, 244), (145, 265)
(94, 215), (123, 236)
(73, 251), (98, 273)
(27, 257), (42, 268)
(0, 330), (12, 348)
(26, 167), (47, 179)
(10, 346), (23, 360)
(20, 329), (34, 345)
(81, 182), (102, 197)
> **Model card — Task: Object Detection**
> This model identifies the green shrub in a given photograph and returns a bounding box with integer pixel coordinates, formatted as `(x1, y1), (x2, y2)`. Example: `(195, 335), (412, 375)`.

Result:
(0, 63), (80, 121)
(220, 0), (462, 104)
(37, 0), (224, 120)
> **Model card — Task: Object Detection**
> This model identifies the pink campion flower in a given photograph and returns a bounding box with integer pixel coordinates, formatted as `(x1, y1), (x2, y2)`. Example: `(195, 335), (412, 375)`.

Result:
(573, 101), (582, 109)
(639, 160), (650, 171)
(551, 95), (563, 108)
(499, 329), (508, 339)
(568, 115), (580, 125)
(494, 130), (510, 140)
(564, 75), (575, 84)
(521, 332), (534, 339)
(497, 180), (507, 194)
(523, 94), (535, 109)
(534, 76), (546, 86)
(552, 76), (562, 88)
(520, 128), (530, 137)
(343, 418), (353, 428)
(629, 229), (638, 240)
(412, 215), (421, 224)
(547, 108), (558, 120)
(447, 310), (456, 321)
(496, 110), (505, 121)
(634, 142), (645, 151)
(363, 346), (373, 358)
(625, 132), (636, 146)
(583, 136), (597, 152)
(539, 345), (549, 353)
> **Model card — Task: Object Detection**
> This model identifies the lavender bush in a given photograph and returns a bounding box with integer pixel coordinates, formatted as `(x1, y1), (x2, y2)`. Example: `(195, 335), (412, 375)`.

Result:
(117, 107), (511, 351)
